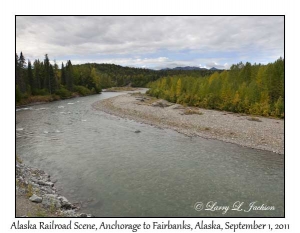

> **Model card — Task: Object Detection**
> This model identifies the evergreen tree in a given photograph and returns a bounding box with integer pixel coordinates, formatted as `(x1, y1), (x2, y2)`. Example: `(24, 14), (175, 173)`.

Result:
(18, 52), (27, 93)
(61, 62), (66, 86)
(33, 59), (42, 90)
(44, 54), (51, 93)
(27, 60), (34, 93)
(49, 64), (57, 93)
(53, 62), (59, 87)
(16, 53), (20, 88)
(65, 60), (74, 91)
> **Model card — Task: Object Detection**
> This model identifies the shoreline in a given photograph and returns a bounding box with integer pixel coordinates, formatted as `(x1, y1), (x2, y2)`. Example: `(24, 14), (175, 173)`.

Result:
(16, 92), (100, 108)
(16, 156), (93, 217)
(92, 93), (284, 155)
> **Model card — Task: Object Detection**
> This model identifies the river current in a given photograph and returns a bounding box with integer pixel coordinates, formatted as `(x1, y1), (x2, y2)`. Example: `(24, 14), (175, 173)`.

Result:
(16, 91), (284, 217)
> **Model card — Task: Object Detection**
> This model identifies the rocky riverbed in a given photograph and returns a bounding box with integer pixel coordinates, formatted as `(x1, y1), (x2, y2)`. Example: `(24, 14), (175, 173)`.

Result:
(16, 157), (93, 217)
(92, 93), (284, 154)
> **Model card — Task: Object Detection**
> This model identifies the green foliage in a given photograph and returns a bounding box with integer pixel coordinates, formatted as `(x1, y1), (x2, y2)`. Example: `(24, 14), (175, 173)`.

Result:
(55, 87), (72, 99)
(16, 51), (283, 118)
(32, 88), (49, 96)
(16, 85), (22, 103)
(33, 89), (49, 96)
(147, 58), (284, 118)
(274, 96), (284, 118)
(74, 85), (92, 96)
(16, 51), (219, 105)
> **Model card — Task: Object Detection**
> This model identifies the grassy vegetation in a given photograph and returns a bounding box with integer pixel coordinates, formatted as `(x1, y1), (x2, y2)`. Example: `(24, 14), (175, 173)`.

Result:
(16, 155), (22, 164)
(16, 94), (61, 106)
(247, 117), (262, 122)
(16, 86), (97, 106)
(33, 206), (48, 217)
(26, 184), (33, 198)
(105, 86), (139, 92)
(183, 108), (203, 115)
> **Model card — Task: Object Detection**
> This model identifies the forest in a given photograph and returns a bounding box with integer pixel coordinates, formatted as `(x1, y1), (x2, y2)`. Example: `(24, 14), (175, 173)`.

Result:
(147, 58), (284, 118)
(15, 52), (156, 104)
(15, 52), (217, 105)
(15, 52), (284, 118)
(16, 52), (99, 104)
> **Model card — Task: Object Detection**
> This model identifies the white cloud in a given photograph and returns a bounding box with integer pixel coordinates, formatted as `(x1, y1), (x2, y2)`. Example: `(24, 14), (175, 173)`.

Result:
(16, 16), (284, 68)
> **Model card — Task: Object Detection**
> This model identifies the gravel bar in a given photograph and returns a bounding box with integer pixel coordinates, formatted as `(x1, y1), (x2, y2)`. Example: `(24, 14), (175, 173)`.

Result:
(92, 94), (284, 155)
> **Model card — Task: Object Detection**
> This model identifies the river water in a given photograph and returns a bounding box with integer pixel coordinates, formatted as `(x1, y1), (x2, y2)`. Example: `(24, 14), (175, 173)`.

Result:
(16, 91), (284, 217)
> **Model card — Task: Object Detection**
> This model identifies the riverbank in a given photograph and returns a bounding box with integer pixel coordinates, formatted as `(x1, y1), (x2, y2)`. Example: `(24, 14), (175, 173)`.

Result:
(102, 87), (140, 92)
(16, 156), (93, 217)
(92, 93), (284, 154)
(16, 91), (100, 108)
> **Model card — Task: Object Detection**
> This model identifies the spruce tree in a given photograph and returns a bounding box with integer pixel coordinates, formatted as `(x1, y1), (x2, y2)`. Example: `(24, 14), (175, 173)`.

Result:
(27, 60), (34, 93)
(65, 60), (73, 91)
(44, 54), (50, 93)
(18, 52), (27, 93)
(49, 64), (57, 93)
(61, 62), (66, 86)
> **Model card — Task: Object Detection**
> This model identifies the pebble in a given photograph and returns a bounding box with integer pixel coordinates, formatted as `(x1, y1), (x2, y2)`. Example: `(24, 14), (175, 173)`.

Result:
(29, 194), (42, 203)
(16, 159), (93, 217)
(93, 94), (284, 154)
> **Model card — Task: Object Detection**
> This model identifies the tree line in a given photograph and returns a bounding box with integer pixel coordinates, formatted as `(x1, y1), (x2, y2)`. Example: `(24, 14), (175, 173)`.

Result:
(147, 58), (284, 118)
(16, 52), (219, 104)
(16, 52), (102, 103)
(18, 51), (267, 116)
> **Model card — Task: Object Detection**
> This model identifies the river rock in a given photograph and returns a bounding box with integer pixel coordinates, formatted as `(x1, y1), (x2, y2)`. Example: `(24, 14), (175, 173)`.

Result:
(134, 130), (141, 133)
(16, 156), (93, 217)
(29, 182), (40, 188)
(30, 177), (39, 183)
(42, 194), (61, 208)
(151, 100), (173, 108)
(58, 196), (72, 208)
(37, 180), (54, 187)
(79, 213), (88, 217)
(40, 186), (54, 194)
(29, 194), (42, 203)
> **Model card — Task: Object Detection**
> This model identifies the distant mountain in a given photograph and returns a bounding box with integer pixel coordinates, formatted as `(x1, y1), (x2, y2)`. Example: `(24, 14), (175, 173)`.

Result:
(160, 66), (222, 71)
(161, 66), (207, 71)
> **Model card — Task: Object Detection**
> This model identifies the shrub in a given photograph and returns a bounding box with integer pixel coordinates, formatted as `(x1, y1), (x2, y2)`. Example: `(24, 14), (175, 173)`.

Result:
(74, 85), (92, 96)
(55, 87), (72, 99)
(32, 88), (49, 96)
(16, 86), (22, 103)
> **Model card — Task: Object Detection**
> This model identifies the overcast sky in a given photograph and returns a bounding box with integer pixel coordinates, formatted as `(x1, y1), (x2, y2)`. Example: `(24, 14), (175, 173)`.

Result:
(16, 16), (284, 69)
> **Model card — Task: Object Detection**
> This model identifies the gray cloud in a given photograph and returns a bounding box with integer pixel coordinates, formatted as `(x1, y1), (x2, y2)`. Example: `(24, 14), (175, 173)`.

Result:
(16, 16), (284, 68)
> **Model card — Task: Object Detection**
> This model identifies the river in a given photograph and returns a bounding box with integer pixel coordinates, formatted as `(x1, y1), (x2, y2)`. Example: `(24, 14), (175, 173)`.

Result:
(16, 90), (284, 217)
